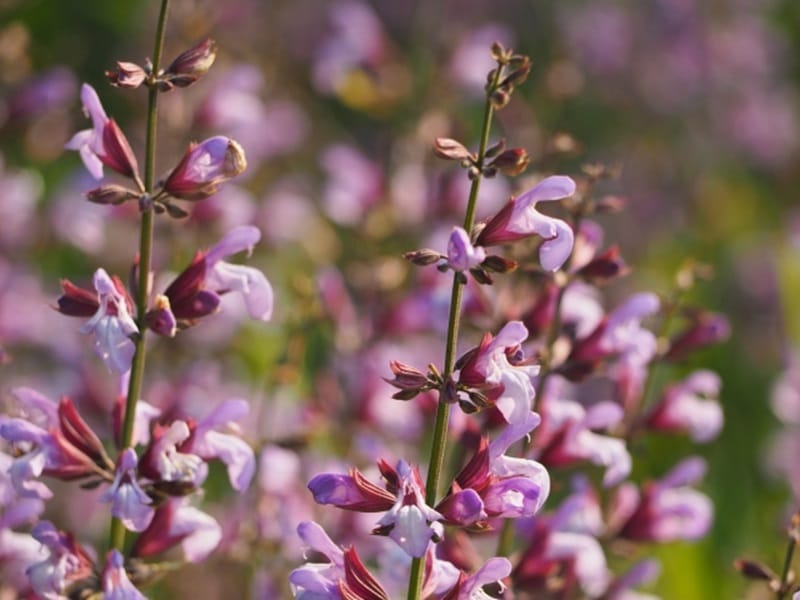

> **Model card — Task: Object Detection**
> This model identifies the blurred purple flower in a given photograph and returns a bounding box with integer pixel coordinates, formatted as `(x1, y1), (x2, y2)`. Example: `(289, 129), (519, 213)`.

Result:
(612, 457), (712, 542)
(26, 521), (94, 600)
(132, 499), (222, 563)
(646, 370), (723, 442)
(184, 398), (255, 492)
(320, 144), (382, 226)
(102, 549), (146, 599)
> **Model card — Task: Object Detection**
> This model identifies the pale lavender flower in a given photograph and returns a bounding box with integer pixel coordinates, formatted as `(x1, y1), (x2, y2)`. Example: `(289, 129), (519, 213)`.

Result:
(376, 461), (444, 557)
(99, 448), (154, 532)
(646, 370), (723, 442)
(477, 176), (576, 271)
(26, 521), (94, 600)
(80, 269), (138, 374)
(140, 421), (207, 487)
(184, 399), (255, 492)
(0, 528), (47, 592)
(613, 457), (712, 542)
(289, 520), (344, 597)
(163, 136), (247, 200)
(537, 391), (632, 487)
(132, 499), (222, 563)
(102, 550), (146, 600)
(204, 225), (274, 321)
(320, 144), (382, 226)
(64, 83), (108, 179)
(450, 557), (512, 599)
(447, 227), (486, 272)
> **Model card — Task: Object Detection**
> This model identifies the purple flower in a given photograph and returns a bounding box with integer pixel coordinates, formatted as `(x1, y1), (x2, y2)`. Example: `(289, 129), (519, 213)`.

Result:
(646, 370), (723, 442)
(66, 269), (138, 374)
(99, 448), (154, 532)
(163, 136), (247, 200)
(447, 227), (486, 272)
(64, 83), (139, 181)
(64, 84), (107, 179)
(183, 399), (255, 492)
(204, 225), (274, 321)
(309, 460), (443, 558)
(537, 391), (631, 487)
(102, 550), (146, 600)
(26, 521), (94, 600)
(132, 499), (222, 563)
(447, 557), (512, 600)
(477, 176), (576, 271)
(139, 421), (207, 488)
(290, 521), (389, 599)
(612, 457), (712, 542)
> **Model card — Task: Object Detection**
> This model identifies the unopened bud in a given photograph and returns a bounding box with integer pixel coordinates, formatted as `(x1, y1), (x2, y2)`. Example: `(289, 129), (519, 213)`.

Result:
(403, 248), (442, 266)
(434, 137), (473, 161)
(489, 148), (530, 176)
(385, 360), (428, 390)
(106, 61), (147, 88)
(85, 184), (139, 205)
(490, 42), (507, 63)
(594, 194), (626, 213)
(481, 255), (517, 273)
(163, 136), (246, 200)
(101, 119), (140, 180)
(664, 312), (731, 362)
(576, 245), (629, 284)
(733, 558), (776, 582)
(501, 61), (532, 89)
(441, 377), (459, 404)
(145, 294), (177, 337)
(489, 88), (510, 109)
(164, 38), (217, 88)
(469, 267), (492, 285)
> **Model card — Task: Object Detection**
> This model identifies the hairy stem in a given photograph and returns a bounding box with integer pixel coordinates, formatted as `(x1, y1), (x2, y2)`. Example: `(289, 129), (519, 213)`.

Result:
(108, 0), (170, 553)
(406, 66), (502, 600)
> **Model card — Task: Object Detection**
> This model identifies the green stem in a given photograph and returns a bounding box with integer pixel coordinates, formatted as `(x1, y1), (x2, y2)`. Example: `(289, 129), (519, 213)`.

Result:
(406, 66), (501, 600)
(777, 513), (800, 600)
(108, 0), (170, 553)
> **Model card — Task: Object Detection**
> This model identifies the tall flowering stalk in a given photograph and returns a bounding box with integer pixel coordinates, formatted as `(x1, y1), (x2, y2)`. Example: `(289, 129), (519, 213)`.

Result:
(0, 1), (271, 596)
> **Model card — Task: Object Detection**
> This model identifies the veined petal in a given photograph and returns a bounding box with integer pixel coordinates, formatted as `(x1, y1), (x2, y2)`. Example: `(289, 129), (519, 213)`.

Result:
(207, 261), (273, 321)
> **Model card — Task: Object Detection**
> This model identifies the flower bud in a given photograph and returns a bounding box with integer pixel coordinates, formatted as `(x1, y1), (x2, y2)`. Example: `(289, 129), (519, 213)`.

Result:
(163, 136), (247, 200)
(164, 38), (217, 89)
(403, 248), (442, 266)
(433, 137), (473, 162)
(85, 184), (139, 205)
(105, 61), (147, 88)
(576, 245), (629, 284)
(101, 119), (140, 180)
(489, 147), (530, 176)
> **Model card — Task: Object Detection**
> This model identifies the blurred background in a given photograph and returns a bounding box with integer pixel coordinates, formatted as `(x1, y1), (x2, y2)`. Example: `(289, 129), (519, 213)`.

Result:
(1, 0), (799, 597)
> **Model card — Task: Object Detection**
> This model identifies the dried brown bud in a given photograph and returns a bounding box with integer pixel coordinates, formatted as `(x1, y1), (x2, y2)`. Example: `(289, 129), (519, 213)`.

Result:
(500, 61), (531, 89)
(482, 255), (517, 273)
(733, 558), (776, 582)
(106, 61), (147, 88)
(85, 185), (139, 205)
(403, 248), (442, 266)
(164, 38), (217, 88)
(489, 148), (530, 176)
(433, 137), (473, 161)
(489, 88), (510, 109)
(469, 267), (493, 285)
(490, 42), (507, 62)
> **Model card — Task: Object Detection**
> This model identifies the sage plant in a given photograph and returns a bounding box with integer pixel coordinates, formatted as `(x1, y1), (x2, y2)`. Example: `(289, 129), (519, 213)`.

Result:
(0, 2), (271, 597)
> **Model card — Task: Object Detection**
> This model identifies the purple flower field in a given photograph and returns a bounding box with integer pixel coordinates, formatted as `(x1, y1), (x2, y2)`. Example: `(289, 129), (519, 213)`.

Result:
(0, 0), (798, 598)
